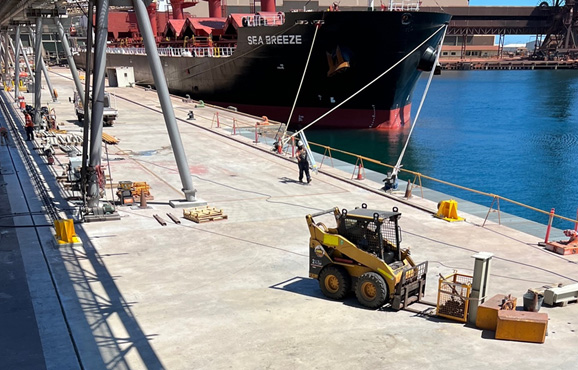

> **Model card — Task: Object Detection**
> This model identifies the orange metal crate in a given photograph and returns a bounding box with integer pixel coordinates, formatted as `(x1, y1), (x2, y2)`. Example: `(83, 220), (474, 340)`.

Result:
(436, 272), (472, 323)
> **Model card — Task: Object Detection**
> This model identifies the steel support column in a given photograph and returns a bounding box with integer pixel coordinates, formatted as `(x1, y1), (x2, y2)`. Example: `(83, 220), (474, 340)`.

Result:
(86, 0), (109, 207)
(133, 0), (200, 204)
(0, 32), (4, 77)
(33, 18), (42, 126)
(81, 0), (94, 203)
(29, 26), (57, 102)
(55, 19), (84, 107)
(19, 39), (33, 79)
(14, 25), (20, 101)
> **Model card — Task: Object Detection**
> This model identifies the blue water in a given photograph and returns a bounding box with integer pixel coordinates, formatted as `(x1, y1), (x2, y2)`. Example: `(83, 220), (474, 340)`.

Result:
(306, 70), (578, 229)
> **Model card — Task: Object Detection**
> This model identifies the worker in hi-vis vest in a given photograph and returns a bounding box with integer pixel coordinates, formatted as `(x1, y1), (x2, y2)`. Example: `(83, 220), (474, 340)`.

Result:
(24, 112), (34, 141)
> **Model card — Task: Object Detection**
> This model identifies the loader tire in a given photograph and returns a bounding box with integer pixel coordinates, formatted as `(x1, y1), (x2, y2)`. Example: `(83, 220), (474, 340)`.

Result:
(319, 265), (350, 300)
(355, 272), (388, 309)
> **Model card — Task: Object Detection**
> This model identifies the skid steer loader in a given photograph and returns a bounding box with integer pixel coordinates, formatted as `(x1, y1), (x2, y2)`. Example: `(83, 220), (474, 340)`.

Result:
(307, 204), (427, 310)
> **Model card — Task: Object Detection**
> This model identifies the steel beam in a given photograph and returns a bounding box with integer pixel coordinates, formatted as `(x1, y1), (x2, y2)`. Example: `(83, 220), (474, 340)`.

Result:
(14, 25), (20, 101)
(33, 17), (42, 126)
(86, 0), (109, 207)
(19, 39), (33, 79)
(55, 19), (84, 107)
(29, 26), (57, 103)
(132, 0), (200, 204)
(81, 0), (94, 204)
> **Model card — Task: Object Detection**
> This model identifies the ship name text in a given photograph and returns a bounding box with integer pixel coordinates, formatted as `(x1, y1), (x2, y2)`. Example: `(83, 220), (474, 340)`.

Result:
(247, 35), (302, 45)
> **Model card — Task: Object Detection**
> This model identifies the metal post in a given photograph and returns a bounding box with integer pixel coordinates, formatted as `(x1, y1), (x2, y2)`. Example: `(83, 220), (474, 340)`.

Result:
(33, 18), (42, 126)
(81, 0), (94, 203)
(55, 19), (84, 107)
(6, 33), (14, 67)
(19, 39), (34, 79)
(86, 0), (109, 207)
(29, 26), (57, 102)
(14, 26), (20, 102)
(468, 252), (493, 325)
(545, 208), (555, 243)
(133, 0), (201, 205)
(0, 32), (4, 78)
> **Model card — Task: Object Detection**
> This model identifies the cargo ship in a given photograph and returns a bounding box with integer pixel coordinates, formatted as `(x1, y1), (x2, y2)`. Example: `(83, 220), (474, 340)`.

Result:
(73, 1), (450, 129)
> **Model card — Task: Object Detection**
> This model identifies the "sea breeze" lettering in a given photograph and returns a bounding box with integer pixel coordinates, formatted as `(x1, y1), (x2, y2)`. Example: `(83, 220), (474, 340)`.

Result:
(247, 35), (302, 45)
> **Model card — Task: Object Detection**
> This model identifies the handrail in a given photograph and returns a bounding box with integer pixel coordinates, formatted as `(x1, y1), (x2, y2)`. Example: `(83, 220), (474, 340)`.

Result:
(73, 46), (236, 58)
(307, 141), (578, 228)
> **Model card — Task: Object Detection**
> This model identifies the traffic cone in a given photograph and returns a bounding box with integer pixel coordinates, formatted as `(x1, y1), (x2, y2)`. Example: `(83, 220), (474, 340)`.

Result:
(356, 163), (365, 180)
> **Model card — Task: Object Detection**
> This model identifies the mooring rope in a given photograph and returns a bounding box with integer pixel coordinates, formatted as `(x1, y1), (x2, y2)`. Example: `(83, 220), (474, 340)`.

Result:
(393, 24), (448, 177)
(285, 23), (446, 143)
(279, 21), (322, 141)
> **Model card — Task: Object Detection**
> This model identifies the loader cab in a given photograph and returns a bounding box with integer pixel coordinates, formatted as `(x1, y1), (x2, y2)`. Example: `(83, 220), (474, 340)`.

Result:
(336, 204), (402, 264)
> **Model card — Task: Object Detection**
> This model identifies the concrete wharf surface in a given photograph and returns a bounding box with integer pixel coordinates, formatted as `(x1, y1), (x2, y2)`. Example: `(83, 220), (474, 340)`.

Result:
(1, 67), (578, 370)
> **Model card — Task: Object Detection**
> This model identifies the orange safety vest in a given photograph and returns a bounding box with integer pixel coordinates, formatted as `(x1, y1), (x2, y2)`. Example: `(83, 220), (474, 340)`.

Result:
(25, 115), (34, 127)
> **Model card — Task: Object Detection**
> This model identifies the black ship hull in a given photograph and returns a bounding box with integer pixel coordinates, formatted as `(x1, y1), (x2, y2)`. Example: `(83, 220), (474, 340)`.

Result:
(75, 11), (451, 129)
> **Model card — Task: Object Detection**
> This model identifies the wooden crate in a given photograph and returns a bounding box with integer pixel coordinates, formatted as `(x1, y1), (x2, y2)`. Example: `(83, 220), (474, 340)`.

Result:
(183, 206), (227, 223)
(476, 294), (518, 331)
(495, 310), (548, 344)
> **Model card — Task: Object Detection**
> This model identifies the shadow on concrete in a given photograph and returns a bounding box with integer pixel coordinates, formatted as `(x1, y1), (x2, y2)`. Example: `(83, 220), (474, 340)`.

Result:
(58, 229), (166, 369)
(278, 176), (302, 184)
(2, 97), (165, 369)
(269, 276), (324, 299)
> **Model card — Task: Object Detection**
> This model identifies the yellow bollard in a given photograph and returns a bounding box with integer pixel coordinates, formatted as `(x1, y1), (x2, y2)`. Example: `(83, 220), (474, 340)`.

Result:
(435, 199), (464, 222)
(54, 219), (82, 246)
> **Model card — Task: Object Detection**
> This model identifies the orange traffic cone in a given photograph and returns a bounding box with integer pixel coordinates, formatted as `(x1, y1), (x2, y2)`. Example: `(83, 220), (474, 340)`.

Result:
(356, 163), (365, 180)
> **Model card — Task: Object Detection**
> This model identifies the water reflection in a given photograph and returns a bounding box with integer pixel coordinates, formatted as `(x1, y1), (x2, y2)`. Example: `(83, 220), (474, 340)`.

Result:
(306, 70), (578, 227)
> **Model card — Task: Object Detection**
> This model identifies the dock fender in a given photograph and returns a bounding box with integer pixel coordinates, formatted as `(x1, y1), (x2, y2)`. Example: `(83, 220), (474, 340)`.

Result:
(418, 46), (437, 72)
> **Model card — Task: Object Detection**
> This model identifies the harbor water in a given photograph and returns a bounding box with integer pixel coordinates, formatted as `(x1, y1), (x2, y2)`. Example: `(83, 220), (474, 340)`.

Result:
(306, 70), (578, 229)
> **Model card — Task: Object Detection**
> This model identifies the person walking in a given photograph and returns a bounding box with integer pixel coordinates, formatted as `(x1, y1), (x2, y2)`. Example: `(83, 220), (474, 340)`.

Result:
(296, 142), (311, 184)
(0, 126), (8, 145)
(24, 112), (34, 141)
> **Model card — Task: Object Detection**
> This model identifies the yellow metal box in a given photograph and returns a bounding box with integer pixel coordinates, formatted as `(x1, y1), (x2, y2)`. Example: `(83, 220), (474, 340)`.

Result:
(495, 310), (548, 344)
(476, 294), (517, 331)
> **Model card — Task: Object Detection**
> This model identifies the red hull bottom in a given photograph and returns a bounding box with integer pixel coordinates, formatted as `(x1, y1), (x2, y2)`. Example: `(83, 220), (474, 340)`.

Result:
(211, 102), (412, 130)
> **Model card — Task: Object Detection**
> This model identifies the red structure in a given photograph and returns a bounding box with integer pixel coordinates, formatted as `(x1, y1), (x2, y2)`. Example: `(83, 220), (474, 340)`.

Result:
(207, 0), (222, 18)
(170, 0), (199, 19)
(260, 0), (275, 12)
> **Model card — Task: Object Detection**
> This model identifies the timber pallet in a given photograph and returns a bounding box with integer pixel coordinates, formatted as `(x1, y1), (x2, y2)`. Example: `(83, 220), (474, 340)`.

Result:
(102, 132), (120, 144)
(183, 206), (228, 223)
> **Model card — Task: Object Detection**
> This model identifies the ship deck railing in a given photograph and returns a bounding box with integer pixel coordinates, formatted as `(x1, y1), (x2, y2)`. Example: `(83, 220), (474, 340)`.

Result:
(387, 0), (420, 11)
(242, 13), (285, 27)
(102, 46), (236, 58)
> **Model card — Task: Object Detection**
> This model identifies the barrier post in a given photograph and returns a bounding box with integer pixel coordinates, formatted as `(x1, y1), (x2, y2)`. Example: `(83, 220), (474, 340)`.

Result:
(544, 208), (555, 243)
(254, 123), (259, 143)
(291, 137), (295, 158)
(216, 112), (220, 128)
(277, 139), (283, 154)
(232, 118), (236, 135)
